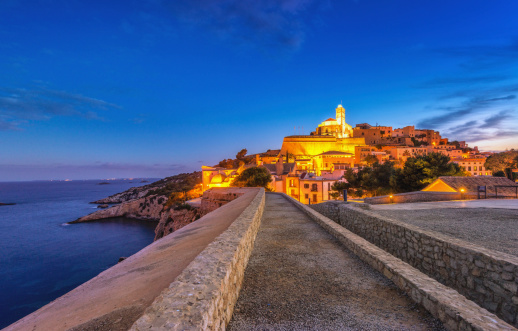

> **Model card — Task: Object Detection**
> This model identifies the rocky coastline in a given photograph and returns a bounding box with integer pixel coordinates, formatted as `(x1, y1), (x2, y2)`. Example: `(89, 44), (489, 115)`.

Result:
(71, 175), (249, 241)
(0, 202), (16, 206)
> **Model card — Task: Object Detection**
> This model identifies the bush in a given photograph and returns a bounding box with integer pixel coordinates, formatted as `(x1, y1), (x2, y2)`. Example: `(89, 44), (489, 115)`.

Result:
(231, 167), (272, 189)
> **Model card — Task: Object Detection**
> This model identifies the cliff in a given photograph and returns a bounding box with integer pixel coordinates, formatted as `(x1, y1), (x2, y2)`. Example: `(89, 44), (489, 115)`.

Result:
(73, 187), (250, 242)
(72, 195), (168, 223)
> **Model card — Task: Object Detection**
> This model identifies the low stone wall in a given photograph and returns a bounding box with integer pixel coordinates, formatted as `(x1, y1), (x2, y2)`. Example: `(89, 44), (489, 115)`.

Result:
(311, 200), (518, 328)
(288, 195), (514, 330)
(130, 188), (265, 330)
(364, 191), (478, 205)
(200, 188), (248, 214)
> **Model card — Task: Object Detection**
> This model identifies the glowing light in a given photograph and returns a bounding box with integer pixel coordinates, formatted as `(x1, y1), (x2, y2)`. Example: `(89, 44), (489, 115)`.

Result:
(460, 188), (465, 193)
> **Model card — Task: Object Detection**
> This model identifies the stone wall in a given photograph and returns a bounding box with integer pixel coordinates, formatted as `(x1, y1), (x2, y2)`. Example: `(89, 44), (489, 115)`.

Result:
(311, 200), (518, 327)
(200, 188), (248, 214)
(289, 195), (514, 330)
(130, 188), (265, 330)
(364, 191), (478, 205)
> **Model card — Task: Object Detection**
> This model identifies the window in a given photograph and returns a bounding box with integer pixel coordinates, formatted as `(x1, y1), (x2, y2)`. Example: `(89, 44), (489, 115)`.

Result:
(311, 184), (318, 192)
(289, 179), (294, 187)
(328, 183), (331, 190)
(313, 194), (317, 202)
(304, 184), (309, 189)
(305, 194), (309, 199)
(468, 166), (471, 171)
(474, 166), (477, 171)
(291, 189), (295, 195)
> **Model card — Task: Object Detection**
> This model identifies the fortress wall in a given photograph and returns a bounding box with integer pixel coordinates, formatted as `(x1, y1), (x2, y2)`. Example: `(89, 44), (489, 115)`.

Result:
(310, 200), (518, 328)
(365, 191), (478, 204)
(280, 136), (365, 156)
(285, 194), (514, 330)
(130, 188), (265, 330)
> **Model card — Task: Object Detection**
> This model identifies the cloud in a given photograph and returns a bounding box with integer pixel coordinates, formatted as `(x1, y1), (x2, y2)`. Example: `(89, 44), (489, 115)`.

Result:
(417, 75), (510, 88)
(417, 87), (517, 129)
(0, 86), (120, 130)
(434, 39), (518, 69)
(480, 109), (514, 128)
(157, 0), (329, 51)
(415, 38), (518, 147)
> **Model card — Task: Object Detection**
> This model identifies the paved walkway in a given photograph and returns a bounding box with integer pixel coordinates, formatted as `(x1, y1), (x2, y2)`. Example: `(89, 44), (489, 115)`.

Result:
(228, 193), (445, 330)
(371, 198), (518, 211)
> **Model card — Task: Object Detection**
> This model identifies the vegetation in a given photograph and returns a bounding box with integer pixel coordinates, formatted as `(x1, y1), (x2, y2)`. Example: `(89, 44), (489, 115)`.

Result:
(146, 172), (202, 197)
(216, 148), (255, 169)
(394, 153), (465, 192)
(485, 150), (518, 180)
(231, 166), (272, 190)
(411, 137), (426, 147)
(363, 154), (378, 166)
(336, 153), (466, 197)
(450, 140), (461, 148)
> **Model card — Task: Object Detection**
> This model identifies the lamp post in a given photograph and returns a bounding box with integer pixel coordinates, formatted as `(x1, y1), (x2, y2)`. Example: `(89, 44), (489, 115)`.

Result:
(460, 188), (465, 200)
(389, 195), (394, 204)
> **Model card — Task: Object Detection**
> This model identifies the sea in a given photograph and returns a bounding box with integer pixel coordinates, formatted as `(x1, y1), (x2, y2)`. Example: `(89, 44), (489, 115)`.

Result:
(0, 179), (160, 329)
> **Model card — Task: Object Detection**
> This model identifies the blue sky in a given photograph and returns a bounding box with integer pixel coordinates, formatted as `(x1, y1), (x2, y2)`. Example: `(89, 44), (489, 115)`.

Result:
(1, 0), (517, 181)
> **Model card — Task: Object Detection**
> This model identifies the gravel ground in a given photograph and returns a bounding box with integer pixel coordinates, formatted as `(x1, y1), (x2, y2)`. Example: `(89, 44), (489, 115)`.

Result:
(373, 208), (518, 257)
(228, 193), (445, 331)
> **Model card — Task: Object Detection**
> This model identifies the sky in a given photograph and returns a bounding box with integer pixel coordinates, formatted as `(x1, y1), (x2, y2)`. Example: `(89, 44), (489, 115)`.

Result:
(1, 0), (518, 181)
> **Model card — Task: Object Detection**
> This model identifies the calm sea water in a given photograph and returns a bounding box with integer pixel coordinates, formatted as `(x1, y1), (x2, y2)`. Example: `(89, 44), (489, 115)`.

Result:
(0, 179), (160, 329)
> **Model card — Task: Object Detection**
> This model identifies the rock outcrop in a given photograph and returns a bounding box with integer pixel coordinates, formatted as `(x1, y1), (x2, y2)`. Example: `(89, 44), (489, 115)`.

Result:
(72, 195), (167, 223)
(154, 208), (204, 241)
(73, 186), (249, 243)
(92, 187), (156, 204)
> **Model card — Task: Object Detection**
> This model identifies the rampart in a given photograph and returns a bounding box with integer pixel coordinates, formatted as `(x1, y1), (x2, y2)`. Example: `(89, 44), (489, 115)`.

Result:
(280, 135), (366, 156)
(310, 200), (518, 327)
(364, 191), (477, 204)
(7, 188), (265, 331)
(130, 187), (265, 329)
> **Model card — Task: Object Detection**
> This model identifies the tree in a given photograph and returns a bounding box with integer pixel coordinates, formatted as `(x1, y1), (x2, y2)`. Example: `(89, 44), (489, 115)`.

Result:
(395, 153), (465, 192)
(340, 162), (398, 197)
(236, 149), (247, 160)
(217, 159), (234, 169)
(330, 181), (349, 199)
(485, 150), (518, 176)
(231, 167), (272, 190)
(450, 140), (461, 149)
(364, 154), (378, 166)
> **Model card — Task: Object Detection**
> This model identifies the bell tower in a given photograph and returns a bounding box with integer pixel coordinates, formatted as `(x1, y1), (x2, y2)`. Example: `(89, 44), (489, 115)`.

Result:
(336, 104), (346, 138)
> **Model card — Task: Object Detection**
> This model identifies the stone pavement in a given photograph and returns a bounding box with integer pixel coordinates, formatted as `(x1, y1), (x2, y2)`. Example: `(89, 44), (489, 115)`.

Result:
(370, 198), (518, 211)
(228, 193), (445, 330)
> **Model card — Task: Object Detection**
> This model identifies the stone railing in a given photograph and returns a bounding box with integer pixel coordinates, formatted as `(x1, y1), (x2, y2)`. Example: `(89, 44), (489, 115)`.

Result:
(130, 188), (265, 330)
(311, 200), (518, 328)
